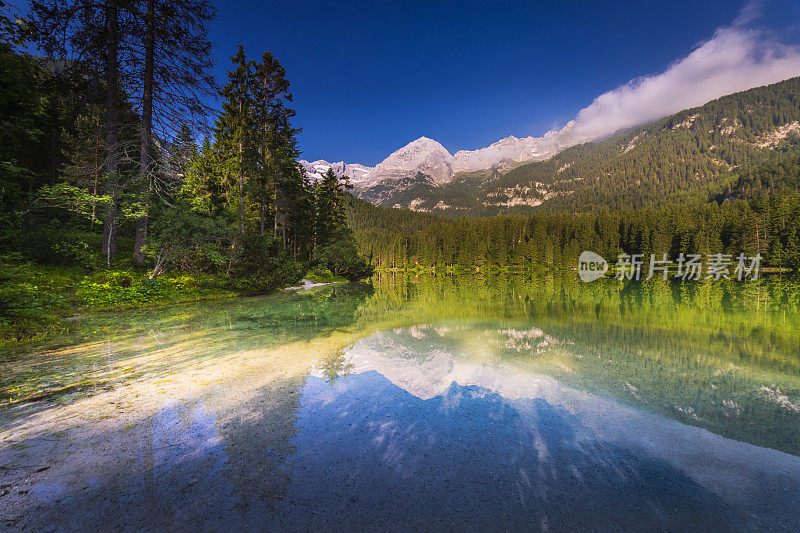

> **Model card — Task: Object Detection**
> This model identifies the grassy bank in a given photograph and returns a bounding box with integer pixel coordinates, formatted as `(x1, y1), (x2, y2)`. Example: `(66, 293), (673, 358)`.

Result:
(0, 260), (240, 350)
(0, 255), (363, 352)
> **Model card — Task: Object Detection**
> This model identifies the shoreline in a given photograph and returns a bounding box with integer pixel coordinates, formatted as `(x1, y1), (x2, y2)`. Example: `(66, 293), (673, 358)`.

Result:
(283, 279), (344, 291)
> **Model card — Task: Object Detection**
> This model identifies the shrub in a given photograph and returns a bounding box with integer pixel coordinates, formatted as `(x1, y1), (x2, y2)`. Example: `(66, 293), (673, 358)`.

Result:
(25, 221), (101, 269)
(306, 267), (341, 283)
(229, 234), (302, 294)
(0, 255), (67, 340)
(315, 226), (375, 281)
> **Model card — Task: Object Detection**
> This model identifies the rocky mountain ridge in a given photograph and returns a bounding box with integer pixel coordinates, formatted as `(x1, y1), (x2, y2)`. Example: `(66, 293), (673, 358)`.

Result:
(303, 78), (800, 214)
(299, 121), (579, 189)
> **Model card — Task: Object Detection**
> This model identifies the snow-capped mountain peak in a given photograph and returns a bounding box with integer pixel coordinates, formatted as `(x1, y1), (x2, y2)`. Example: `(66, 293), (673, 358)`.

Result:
(298, 122), (580, 192)
(299, 160), (376, 187)
(451, 122), (577, 174)
(373, 136), (454, 184)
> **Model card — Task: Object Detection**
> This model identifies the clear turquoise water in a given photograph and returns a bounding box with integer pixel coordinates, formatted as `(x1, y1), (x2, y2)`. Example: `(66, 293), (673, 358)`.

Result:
(4, 274), (800, 530)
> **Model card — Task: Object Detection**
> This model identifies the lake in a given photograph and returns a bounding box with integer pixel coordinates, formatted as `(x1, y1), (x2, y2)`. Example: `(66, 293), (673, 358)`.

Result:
(2, 273), (800, 531)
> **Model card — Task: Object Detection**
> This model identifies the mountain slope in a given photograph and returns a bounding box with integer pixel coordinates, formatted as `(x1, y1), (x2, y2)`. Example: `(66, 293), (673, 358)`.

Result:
(299, 160), (376, 187)
(373, 137), (454, 184)
(299, 121), (578, 190)
(368, 77), (800, 214)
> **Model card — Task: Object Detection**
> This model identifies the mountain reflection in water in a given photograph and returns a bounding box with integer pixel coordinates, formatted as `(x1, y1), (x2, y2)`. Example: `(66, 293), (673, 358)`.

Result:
(4, 275), (800, 531)
(268, 326), (800, 530)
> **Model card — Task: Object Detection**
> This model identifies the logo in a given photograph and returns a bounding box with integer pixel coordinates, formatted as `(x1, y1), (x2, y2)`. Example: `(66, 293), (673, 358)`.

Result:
(577, 251), (761, 282)
(578, 251), (608, 282)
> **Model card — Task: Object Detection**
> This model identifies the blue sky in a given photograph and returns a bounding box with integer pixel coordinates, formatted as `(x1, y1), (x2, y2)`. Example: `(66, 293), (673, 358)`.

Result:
(6, 0), (800, 164)
(207, 0), (800, 165)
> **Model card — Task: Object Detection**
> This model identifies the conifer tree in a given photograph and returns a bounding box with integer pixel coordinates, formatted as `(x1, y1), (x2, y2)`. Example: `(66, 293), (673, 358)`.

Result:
(31, 0), (136, 264)
(315, 168), (351, 248)
(250, 50), (301, 241)
(215, 44), (255, 235)
(131, 0), (215, 263)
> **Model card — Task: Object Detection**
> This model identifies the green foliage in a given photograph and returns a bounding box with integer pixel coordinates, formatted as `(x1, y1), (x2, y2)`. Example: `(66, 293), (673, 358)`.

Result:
(74, 269), (234, 310)
(23, 221), (102, 269)
(0, 255), (238, 347)
(348, 192), (800, 271)
(0, 39), (45, 235)
(315, 168), (351, 246)
(182, 137), (229, 216)
(169, 123), (200, 178)
(230, 234), (302, 294)
(35, 183), (112, 222)
(0, 255), (76, 341)
(314, 226), (374, 281)
(305, 267), (346, 283)
(145, 199), (231, 276)
(730, 148), (800, 199)
(77, 271), (154, 307)
(48, 234), (101, 269)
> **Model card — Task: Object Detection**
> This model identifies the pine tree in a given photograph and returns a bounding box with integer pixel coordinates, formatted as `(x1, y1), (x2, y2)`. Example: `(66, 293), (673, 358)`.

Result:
(215, 44), (255, 235)
(315, 168), (351, 249)
(169, 124), (199, 180)
(182, 137), (227, 217)
(251, 50), (299, 239)
(131, 0), (216, 263)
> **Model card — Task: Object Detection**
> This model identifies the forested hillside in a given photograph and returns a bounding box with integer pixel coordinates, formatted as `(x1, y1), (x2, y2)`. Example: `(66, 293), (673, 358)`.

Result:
(347, 78), (800, 271)
(370, 77), (800, 214)
(347, 190), (800, 270)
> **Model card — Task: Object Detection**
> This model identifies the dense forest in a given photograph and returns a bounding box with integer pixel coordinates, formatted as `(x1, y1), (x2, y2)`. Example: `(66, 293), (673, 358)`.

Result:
(0, 2), (370, 339)
(348, 188), (800, 271)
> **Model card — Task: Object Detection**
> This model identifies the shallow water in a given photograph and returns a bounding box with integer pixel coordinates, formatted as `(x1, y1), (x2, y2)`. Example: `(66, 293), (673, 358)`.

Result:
(2, 274), (800, 530)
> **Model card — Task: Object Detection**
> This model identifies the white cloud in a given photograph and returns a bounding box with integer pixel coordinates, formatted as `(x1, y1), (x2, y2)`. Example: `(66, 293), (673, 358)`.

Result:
(570, 4), (800, 142)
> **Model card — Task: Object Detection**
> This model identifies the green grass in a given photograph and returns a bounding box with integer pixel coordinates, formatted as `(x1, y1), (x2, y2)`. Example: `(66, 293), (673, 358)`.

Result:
(0, 258), (371, 350)
(75, 270), (236, 310)
(0, 260), (238, 350)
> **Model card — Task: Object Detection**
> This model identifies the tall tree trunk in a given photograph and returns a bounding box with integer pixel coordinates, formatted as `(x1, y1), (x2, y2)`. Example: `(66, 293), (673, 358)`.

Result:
(259, 193), (265, 235)
(91, 114), (100, 228)
(102, 0), (120, 265)
(238, 142), (244, 234)
(238, 100), (245, 234)
(262, 77), (269, 238)
(134, 0), (155, 264)
(273, 180), (278, 238)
